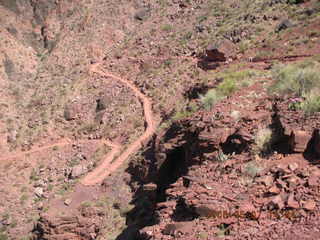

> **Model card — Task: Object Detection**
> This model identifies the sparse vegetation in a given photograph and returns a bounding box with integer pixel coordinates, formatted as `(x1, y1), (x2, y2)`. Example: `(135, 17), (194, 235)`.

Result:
(81, 201), (93, 207)
(20, 194), (29, 203)
(0, 233), (8, 240)
(161, 24), (173, 32)
(200, 89), (224, 110)
(255, 127), (273, 154)
(215, 150), (229, 162)
(56, 183), (73, 196)
(1, 0), (320, 238)
(200, 69), (261, 110)
(29, 168), (39, 181)
(269, 62), (320, 114)
(300, 90), (320, 114)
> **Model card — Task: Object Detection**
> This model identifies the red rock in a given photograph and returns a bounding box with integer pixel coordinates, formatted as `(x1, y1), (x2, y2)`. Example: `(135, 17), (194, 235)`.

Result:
(268, 186), (280, 195)
(303, 200), (316, 211)
(269, 195), (284, 210)
(290, 130), (311, 153)
(287, 194), (300, 209)
(286, 176), (300, 188)
(308, 175), (318, 187)
(310, 167), (320, 177)
(276, 179), (288, 190)
(276, 164), (291, 175)
(256, 175), (274, 187)
(34, 214), (101, 239)
(236, 128), (252, 141)
(239, 201), (256, 213)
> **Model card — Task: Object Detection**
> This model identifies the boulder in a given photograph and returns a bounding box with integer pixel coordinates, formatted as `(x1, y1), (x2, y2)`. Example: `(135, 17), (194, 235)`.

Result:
(205, 39), (236, 62)
(34, 179), (46, 188)
(289, 130), (311, 153)
(287, 194), (299, 209)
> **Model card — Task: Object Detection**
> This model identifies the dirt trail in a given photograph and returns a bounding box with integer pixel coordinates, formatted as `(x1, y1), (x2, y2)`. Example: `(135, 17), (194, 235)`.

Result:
(81, 64), (158, 185)
(0, 139), (105, 164)
(80, 139), (121, 185)
(0, 60), (158, 185)
(0, 139), (71, 164)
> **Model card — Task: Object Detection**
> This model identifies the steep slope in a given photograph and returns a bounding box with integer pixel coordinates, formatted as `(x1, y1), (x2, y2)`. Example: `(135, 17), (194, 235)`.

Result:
(0, 0), (320, 239)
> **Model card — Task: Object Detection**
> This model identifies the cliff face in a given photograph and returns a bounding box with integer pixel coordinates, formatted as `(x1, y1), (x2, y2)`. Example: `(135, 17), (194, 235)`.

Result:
(125, 78), (320, 240)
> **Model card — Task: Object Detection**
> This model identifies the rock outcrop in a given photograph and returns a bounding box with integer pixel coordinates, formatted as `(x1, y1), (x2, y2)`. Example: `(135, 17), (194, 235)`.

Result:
(33, 213), (102, 240)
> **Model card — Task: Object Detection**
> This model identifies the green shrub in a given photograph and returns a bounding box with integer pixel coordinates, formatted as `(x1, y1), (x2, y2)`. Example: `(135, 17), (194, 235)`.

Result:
(269, 62), (320, 114)
(269, 63), (320, 96)
(200, 69), (261, 110)
(200, 89), (224, 110)
(217, 78), (237, 96)
(161, 24), (172, 32)
(215, 150), (229, 162)
(217, 69), (259, 89)
(300, 91), (320, 115)
(255, 128), (273, 153)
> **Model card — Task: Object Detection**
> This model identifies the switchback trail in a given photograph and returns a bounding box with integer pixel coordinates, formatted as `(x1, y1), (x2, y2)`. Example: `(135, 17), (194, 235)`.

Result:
(2, 53), (314, 181)
(80, 63), (158, 185)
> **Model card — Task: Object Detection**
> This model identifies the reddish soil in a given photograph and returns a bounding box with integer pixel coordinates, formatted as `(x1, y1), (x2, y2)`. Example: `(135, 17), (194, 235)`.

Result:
(134, 67), (320, 240)
(1, 0), (320, 239)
